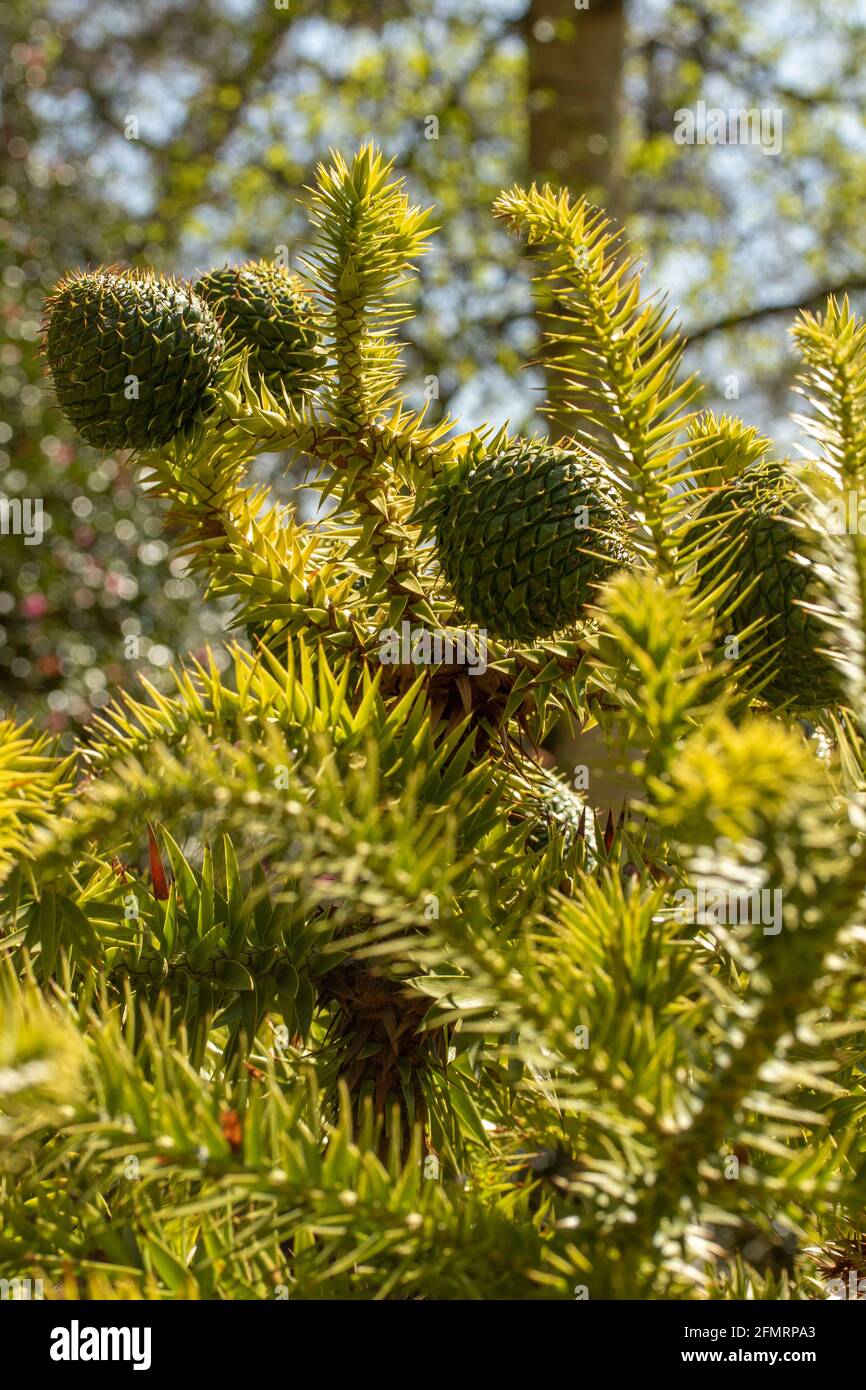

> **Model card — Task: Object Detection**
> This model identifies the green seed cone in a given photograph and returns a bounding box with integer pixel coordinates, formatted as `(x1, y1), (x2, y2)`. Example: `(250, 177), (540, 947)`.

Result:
(195, 261), (320, 394)
(691, 461), (842, 709)
(424, 439), (633, 643)
(522, 768), (588, 853)
(43, 267), (223, 449)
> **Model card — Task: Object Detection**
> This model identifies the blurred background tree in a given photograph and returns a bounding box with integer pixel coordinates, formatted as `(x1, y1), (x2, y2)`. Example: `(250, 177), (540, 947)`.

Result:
(2, 0), (865, 737)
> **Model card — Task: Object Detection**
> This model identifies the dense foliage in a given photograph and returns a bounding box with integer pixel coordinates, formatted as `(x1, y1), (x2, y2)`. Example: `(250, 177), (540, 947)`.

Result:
(2, 148), (866, 1300)
(5, 0), (866, 728)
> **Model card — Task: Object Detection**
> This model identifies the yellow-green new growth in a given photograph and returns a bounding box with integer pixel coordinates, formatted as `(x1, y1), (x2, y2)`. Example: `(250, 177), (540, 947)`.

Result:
(305, 144), (434, 427)
(494, 183), (698, 575)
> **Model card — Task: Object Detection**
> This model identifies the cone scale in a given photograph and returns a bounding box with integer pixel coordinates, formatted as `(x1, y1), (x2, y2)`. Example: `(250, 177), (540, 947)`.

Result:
(426, 439), (633, 643)
(692, 461), (841, 709)
(195, 261), (319, 395)
(43, 267), (223, 450)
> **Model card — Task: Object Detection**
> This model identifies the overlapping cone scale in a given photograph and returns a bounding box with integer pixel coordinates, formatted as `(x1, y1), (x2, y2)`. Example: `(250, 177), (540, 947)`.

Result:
(522, 767), (588, 853)
(195, 261), (320, 394)
(692, 460), (841, 709)
(426, 439), (633, 643)
(43, 267), (223, 449)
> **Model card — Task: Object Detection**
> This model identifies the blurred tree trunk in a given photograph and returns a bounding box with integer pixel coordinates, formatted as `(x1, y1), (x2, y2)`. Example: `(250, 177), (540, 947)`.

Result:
(526, 0), (636, 812)
(527, 0), (626, 216)
(524, 0), (628, 442)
